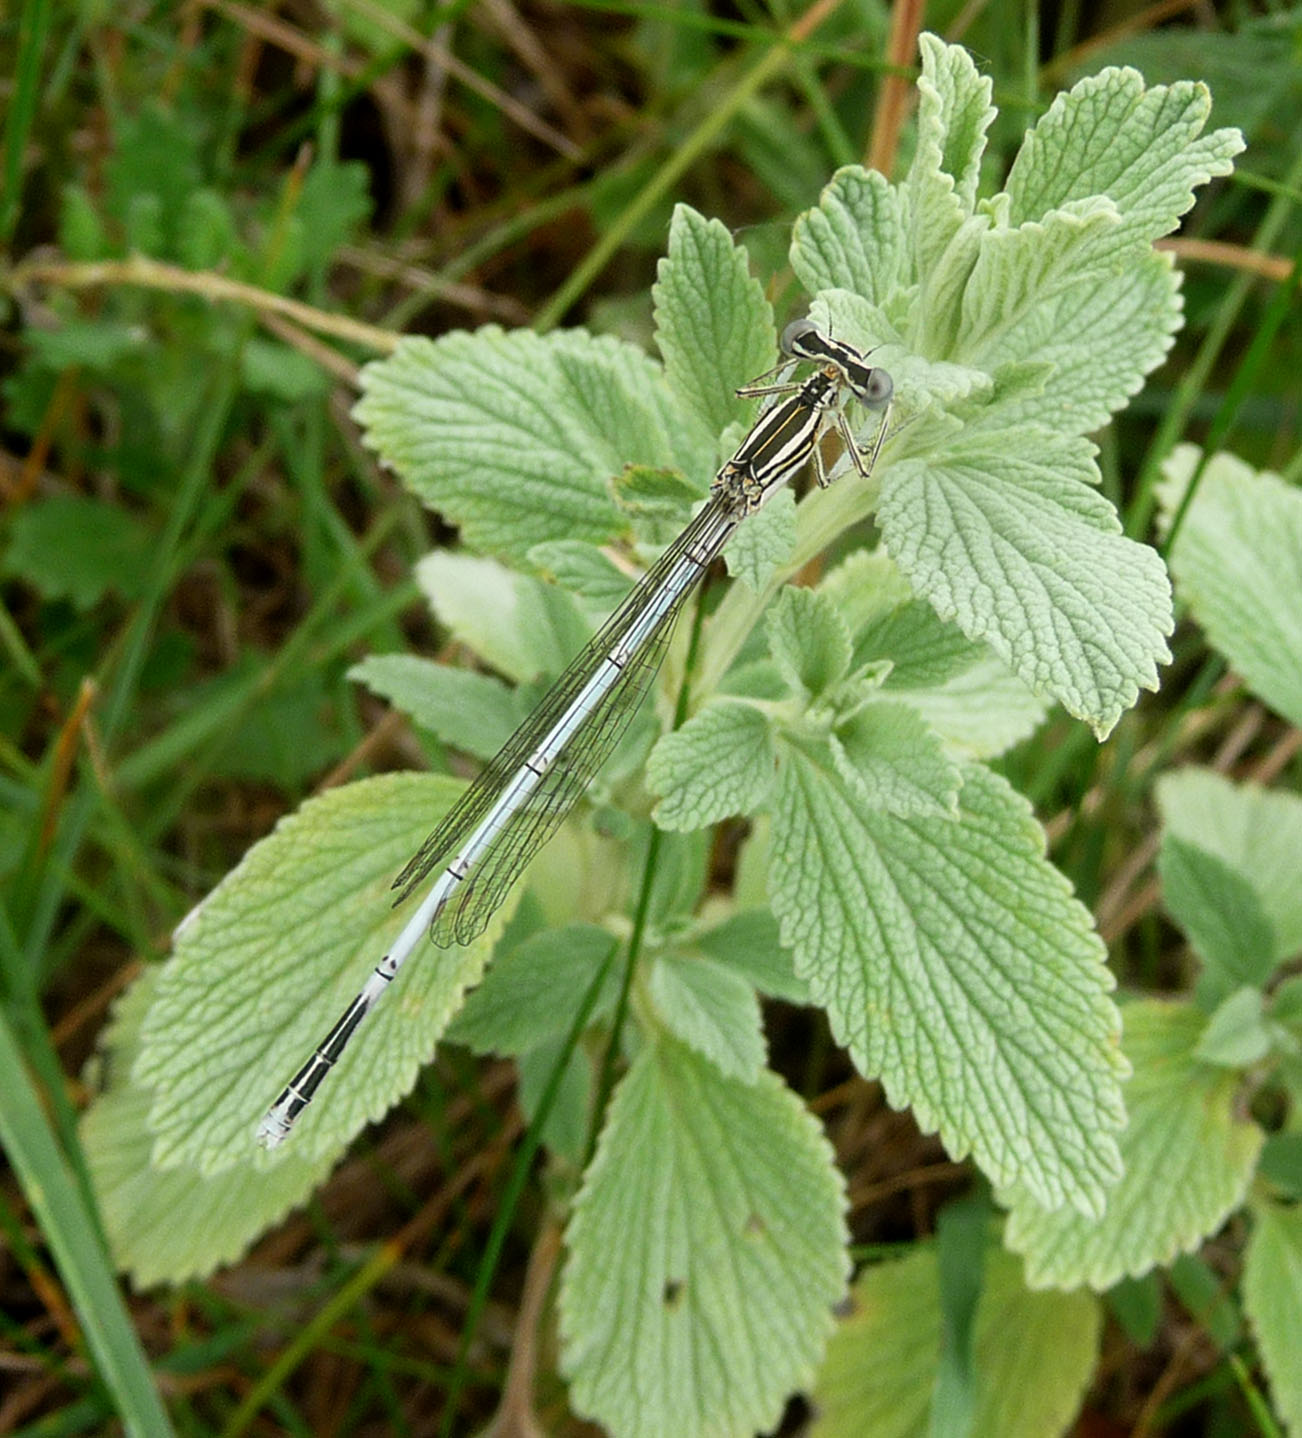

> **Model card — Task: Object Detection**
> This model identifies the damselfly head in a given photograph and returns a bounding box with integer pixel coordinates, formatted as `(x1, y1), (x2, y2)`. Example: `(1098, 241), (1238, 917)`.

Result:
(779, 317), (891, 411)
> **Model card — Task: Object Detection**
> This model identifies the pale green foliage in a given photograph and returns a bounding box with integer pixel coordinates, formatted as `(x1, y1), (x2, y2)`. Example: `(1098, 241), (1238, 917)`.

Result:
(791, 44), (1241, 737)
(1160, 444), (1302, 727)
(559, 1036), (848, 1438)
(132, 775), (501, 1174)
(445, 923), (618, 1055)
(81, 38), (1249, 1429)
(350, 654), (530, 760)
(356, 326), (718, 562)
(528, 538), (633, 607)
(652, 204), (775, 437)
(1243, 1201), (1302, 1436)
(648, 700), (776, 830)
(722, 484), (796, 590)
(1002, 1001), (1264, 1288)
(771, 762), (1125, 1216)
(809, 1243), (1101, 1438)
(1157, 767), (1302, 997)
(416, 550), (591, 684)
(648, 953), (765, 1080)
(81, 973), (335, 1285)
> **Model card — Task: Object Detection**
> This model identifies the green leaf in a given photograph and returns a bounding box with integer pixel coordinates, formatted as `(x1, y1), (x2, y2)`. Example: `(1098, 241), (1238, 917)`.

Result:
(724, 485), (796, 591)
(852, 596), (977, 689)
(517, 1035), (594, 1167)
(809, 1244), (1101, 1438)
(963, 245), (1183, 435)
(82, 971), (335, 1286)
(1108, 1274), (1163, 1346)
(881, 423), (1172, 738)
(694, 908), (809, 1005)
(177, 187), (237, 270)
(445, 923), (618, 1055)
(1194, 986), (1273, 1067)
(1244, 1201), (1302, 1436)
(349, 654), (530, 761)
(829, 700), (962, 819)
(559, 1036), (848, 1438)
(1156, 767), (1302, 972)
(1169, 1252), (1241, 1347)
(59, 184), (108, 261)
(1004, 68), (1244, 251)
(822, 551), (1050, 759)
(527, 539), (633, 608)
(908, 34), (996, 278)
(240, 339), (329, 403)
(416, 550), (591, 684)
(354, 327), (714, 562)
(1258, 1134), (1302, 1201)
(611, 462), (703, 517)
(1002, 1000), (1264, 1289)
(647, 700), (776, 831)
(1158, 835), (1275, 996)
(1, 494), (155, 609)
(767, 585), (852, 701)
(769, 760), (1126, 1216)
(891, 652), (1050, 760)
(1162, 445), (1302, 727)
(790, 165), (906, 305)
(649, 954), (765, 1081)
(652, 203), (774, 437)
(133, 774), (502, 1171)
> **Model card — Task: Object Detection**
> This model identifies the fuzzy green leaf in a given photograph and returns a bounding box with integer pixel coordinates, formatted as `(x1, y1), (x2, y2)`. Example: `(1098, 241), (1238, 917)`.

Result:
(767, 585), (852, 701)
(354, 328), (714, 562)
(349, 654), (530, 760)
(1157, 767), (1302, 972)
(1162, 445), (1302, 728)
(1002, 1000), (1264, 1289)
(724, 485), (795, 591)
(649, 954), (766, 1081)
(81, 971), (337, 1286)
(693, 908), (809, 1005)
(822, 551), (1049, 759)
(769, 759), (1126, 1216)
(133, 774), (501, 1171)
(881, 424), (1172, 737)
(416, 550), (591, 684)
(1004, 68), (1244, 251)
(445, 923), (618, 1055)
(887, 651), (1050, 760)
(1194, 987), (1273, 1068)
(1243, 1200), (1302, 1436)
(559, 1036), (848, 1438)
(810, 1243), (1101, 1438)
(908, 34), (995, 278)
(652, 203), (774, 437)
(648, 700), (776, 831)
(790, 165), (905, 304)
(528, 539), (633, 607)
(965, 245), (1183, 434)
(1158, 836), (1275, 995)
(829, 700), (963, 819)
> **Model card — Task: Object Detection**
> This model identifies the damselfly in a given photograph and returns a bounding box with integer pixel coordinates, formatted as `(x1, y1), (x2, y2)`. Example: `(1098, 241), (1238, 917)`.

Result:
(257, 320), (892, 1147)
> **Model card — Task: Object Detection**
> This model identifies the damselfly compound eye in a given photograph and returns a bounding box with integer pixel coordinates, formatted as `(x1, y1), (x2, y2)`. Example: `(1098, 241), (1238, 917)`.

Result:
(856, 369), (893, 409)
(779, 317), (820, 357)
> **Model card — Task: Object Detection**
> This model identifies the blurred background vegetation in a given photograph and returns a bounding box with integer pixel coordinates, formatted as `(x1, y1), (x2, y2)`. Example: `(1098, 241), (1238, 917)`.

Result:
(1, 0), (1299, 1433)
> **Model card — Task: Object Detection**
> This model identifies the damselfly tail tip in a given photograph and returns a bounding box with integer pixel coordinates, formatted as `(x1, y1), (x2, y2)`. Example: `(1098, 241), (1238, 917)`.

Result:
(256, 1101), (293, 1149)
